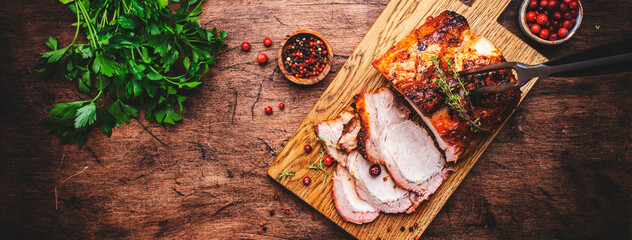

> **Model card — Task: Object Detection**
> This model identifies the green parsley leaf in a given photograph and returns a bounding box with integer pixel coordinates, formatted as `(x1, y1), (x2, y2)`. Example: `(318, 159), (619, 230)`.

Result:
(74, 102), (96, 128)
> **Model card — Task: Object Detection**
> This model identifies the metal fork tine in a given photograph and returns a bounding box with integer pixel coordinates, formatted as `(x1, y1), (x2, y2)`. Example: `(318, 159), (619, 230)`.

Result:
(458, 62), (518, 75)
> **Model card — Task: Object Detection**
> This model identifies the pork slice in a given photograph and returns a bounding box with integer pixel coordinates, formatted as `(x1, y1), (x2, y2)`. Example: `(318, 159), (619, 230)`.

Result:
(356, 88), (409, 164)
(346, 151), (422, 214)
(337, 114), (361, 152)
(381, 120), (449, 197)
(332, 165), (380, 224)
(314, 111), (354, 166)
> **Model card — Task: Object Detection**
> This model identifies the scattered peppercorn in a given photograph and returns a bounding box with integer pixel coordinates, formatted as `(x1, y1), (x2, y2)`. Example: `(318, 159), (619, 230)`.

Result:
(274, 194), (278, 200)
(257, 53), (268, 64)
(279, 102), (285, 109)
(257, 229), (263, 235)
(413, 223), (419, 229)
(285, 209), (291, 215)
(265, 106), (272, 114)
(241, 42), (251, 51)
(311, 215), (315, 220)
(262, 226), (267, 232)
(304, 144), (312, 153)
(409, 227), (414, 232)
(387, 226), (391, 232)
(282, 34), (329, 79)
(400, 226), (405, 232)
(263, 37), (272, 47)
(414, 237), (419, 240)
(427, 16), (434, 21)
(259, 222), (265, 227)
(369, 164), (381, 176)
(269, 210), (275, 216)
(323, 155), (333, 167)
(303, 176), (311, 185)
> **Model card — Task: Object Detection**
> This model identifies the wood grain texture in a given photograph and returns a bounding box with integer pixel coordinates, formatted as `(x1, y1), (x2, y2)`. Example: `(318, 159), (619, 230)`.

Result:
(0, 0), (630, 239)
(267, 0), (550, 239)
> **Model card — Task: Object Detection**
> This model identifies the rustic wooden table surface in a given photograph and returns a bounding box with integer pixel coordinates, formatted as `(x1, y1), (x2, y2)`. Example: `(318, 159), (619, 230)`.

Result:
(1, 0), (630, 239)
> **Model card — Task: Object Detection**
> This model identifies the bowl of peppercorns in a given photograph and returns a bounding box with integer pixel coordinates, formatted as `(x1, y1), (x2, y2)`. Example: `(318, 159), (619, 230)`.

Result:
(278, 29), (333, 85)
(519, 0), (582, 45)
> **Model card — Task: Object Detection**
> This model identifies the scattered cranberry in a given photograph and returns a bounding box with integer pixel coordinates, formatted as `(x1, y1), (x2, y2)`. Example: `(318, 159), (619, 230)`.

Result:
(263, 37), (272, 47)
(526, 11), (536, 22)
(369, 164), (381, 176)
(241, 42), (251, 51)
(558, 27), (569, 38)
(264, 106), (272, 114)
(257, 53), (268, 64)
(539, 28), (550, 39)
(302, 176), (311, 185)
(530, 24), (542, 34)
(278, 102), (285, 109)
(426, 16), (433, 21)
(323, 155), (333, 167)
(414, 237), (419, 240)
(536, 14), (548, 25)
(304, 144), (312, 153)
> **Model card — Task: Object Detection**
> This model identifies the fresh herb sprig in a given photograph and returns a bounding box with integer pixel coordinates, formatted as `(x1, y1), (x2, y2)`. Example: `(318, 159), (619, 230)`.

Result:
(306, 150), (328, 184)
(38, 0), (227, 146)
(431, 56), (482, 132)
(277, 171), (295, 180)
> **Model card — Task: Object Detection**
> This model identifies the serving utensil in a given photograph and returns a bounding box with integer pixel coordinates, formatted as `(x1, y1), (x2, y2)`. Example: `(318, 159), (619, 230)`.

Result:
(460, 40), (632, 93)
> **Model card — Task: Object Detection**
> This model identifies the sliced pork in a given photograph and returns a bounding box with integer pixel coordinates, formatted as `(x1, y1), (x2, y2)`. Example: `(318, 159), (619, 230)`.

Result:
(314, 111), (354, 166)
(345, 151), (421, 214)
(355, 88), (449, 196)
(332, 165), (380, 224)
(337, 115), (361, 152)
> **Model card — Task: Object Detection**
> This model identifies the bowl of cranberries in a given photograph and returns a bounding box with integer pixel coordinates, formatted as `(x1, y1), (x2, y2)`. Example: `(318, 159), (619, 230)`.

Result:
(519, 0), (582, 45)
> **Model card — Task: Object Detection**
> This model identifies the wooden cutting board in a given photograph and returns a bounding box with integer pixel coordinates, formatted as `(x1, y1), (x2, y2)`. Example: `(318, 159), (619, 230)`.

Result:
(267, 0), (547, 239)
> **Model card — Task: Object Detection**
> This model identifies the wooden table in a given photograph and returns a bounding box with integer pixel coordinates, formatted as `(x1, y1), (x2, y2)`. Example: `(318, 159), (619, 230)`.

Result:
(1, 0), (630, 239)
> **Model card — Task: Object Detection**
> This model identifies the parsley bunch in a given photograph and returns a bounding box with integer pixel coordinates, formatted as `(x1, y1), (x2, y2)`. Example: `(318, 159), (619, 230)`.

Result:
(38, 0), (227, 146)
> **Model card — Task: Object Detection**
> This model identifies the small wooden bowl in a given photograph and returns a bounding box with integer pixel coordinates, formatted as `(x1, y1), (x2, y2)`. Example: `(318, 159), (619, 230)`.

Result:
(278, 29), (333, 85)
(519, 0), (583, 45)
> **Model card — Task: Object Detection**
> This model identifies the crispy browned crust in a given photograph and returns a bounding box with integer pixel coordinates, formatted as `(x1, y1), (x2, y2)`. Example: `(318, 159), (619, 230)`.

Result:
(354, 92), (372, 163)
(372, 11), (520, 161)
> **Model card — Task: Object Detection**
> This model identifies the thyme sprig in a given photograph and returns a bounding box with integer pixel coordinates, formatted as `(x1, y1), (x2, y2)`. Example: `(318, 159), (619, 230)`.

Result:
(277, 171), (295, 180)
(431, 56), (482, 132)
(306, 150), (328, 184)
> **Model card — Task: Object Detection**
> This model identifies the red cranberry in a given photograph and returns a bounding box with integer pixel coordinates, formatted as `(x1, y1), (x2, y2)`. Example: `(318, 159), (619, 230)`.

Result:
(526, 11), (536, 22)
(562, 20), (572, 29)
(426, 16), (433, 21)
(547, 0), (557, 10)
(549, 33), (559, 40)
(570, 9), (578, 17)
(369, 164), (381, 176)
(241, 42), (251, 51)
(539, 28), (550, 39)
(263, 37), (272, 47)
(558, 27), (569, 38)
(304, 144), (312, 153)
(553, 11), (562, 20)
(559, 3), (568, 12)
(278, 102), (285, 109)
(563, 12), (572, 19)
(562, 0), (571, 3)
(530, 24), (542, 34)
(265, 106), (272, 114)
(302, 176), (311, 185)
(552, 20), (561, 28)
(539, 0), (548, 7)
(323, 155), (333, 167)
(529, 0), (538, 9)
(257, 53), (268, 64)
(569, 0), (578, 9)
